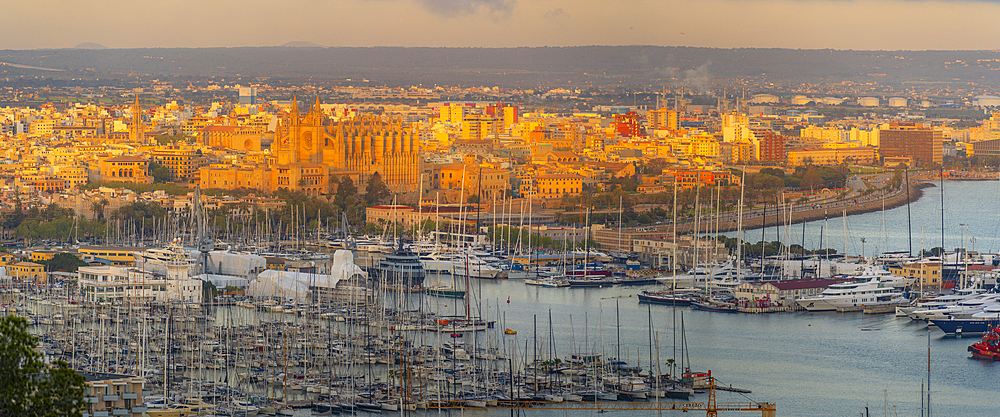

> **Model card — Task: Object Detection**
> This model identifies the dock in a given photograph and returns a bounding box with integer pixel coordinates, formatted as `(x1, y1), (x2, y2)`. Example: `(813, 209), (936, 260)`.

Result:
(862, 305), (899, 314)
(836, 304), (908, 313)
(716, 385), (752, 393)
(737, 306), (798, 314)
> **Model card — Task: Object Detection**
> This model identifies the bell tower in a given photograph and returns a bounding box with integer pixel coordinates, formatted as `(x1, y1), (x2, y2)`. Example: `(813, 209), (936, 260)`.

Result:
(129, 95), (145, 143)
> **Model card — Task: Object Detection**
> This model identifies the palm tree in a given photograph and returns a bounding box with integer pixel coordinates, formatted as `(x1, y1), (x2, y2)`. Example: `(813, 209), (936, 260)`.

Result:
(90, 199), (109, 220)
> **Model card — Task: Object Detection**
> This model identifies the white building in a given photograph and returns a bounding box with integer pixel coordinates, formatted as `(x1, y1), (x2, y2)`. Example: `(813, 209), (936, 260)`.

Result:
(858, 97), (880, 107)
(78, 266), (167, 303)
(750, 94), (779, 104)
(975, 95), (1000, 107)
(78, 258), (203, 304)
(888, 97), (908, 107)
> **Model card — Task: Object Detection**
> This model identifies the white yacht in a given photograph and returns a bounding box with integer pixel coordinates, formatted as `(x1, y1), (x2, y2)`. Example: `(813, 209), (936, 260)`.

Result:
(852, 264), (915, 289)
(419, 252), (455, 275)
(661, 260), (748, 289)
(451, 254), (501, 279)
(910, 293), (1000, 321)
(795, 278), (905, 311)
(896, 287), (988, 317)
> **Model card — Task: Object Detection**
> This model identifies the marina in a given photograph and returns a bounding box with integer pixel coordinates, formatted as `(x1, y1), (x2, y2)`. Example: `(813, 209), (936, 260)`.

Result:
(5, 181), (1000, 416)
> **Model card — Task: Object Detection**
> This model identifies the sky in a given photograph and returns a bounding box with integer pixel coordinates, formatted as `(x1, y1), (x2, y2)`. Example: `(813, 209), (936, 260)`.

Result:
(4, 0), (1000, 50)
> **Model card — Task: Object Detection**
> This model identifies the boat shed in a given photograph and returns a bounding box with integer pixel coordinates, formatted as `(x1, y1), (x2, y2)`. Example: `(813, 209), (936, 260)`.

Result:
(733, 277), (852, 307)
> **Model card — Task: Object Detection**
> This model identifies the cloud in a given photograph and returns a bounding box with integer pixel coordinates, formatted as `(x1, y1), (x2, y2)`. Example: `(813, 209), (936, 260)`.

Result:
(543, 8), (566, 21)
(418, 0), (516, 18)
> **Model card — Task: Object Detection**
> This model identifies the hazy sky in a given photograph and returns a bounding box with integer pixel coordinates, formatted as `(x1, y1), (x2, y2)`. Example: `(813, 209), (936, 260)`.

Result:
(5, 0), (1000, 50)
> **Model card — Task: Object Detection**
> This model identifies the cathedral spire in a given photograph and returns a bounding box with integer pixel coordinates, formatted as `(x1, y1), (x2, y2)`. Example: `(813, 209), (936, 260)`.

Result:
(290, 95), (299, 119)
(312, 96), (323, 123)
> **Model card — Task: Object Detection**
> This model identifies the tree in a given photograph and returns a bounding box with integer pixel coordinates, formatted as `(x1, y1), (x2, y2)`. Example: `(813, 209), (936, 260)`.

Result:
(44, 253), (89, 273)
(4, 200), (25, 229)
(0, 316), (86, 417)
(335, 175), (358, 205)
(364, 172), (392, 206)
(148, 161), (171, 183)
(91, 199), (109, 221)
(889, 163), (905, 189)
(800, 166), (823, 191)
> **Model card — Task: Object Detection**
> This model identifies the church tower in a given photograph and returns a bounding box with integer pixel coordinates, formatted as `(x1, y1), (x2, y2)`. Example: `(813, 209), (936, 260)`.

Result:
(129, 95), (145, 143)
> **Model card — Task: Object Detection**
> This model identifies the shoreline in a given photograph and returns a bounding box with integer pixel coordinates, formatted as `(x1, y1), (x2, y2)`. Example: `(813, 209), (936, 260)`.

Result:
(670, 182), (933, 234)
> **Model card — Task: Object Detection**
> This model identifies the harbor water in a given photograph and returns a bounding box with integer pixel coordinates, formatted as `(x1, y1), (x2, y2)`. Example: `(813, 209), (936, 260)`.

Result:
(727, 179), (1000, 256)
(480, 279), (997, 417)
(20, 180), (1000, 417)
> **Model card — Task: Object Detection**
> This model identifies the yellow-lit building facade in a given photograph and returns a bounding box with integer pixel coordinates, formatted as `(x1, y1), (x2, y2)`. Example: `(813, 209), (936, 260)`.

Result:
(5, 261), (46, 282)
(433, 164), (510, 201)
(534, 173), (583, 198)
(888, 262), (941, 289)
(787, 147), (877, 166)
(78, 247), (138, 267)
(150, 146), (200, 182)
(99, 156), (152, 184)
(200, 125), (264, 152)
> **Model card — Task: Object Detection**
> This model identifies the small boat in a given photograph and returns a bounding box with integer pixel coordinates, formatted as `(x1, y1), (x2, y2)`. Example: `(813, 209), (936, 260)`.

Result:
(505, 328), (517, 335)
(969, 325), (1000, 360)
(691, 300), (739, 313)
(637, 290), (696, 306)
(425, 285), (466, 298)
(617, 276), (659, 286)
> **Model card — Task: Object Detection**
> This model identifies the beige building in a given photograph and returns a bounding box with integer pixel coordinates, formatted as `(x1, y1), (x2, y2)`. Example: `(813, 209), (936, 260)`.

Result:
(200, 125), (264, 151)
(83, 373), (146, 417)
(786, 147), (877, 166)
(150, 146), (203, 182)
(533, 173), (583, 198)
(433, 163), (510, 201)
(733, 278), (851, 307)
(99, 156), (152, 184)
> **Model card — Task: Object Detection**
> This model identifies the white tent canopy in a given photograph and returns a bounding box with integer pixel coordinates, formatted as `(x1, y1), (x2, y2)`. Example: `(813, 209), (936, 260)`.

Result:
(245, 250), (367, 301)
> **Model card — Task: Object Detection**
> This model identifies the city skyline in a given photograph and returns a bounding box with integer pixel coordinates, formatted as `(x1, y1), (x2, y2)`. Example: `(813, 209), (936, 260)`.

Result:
(8, 0), (1000, 51)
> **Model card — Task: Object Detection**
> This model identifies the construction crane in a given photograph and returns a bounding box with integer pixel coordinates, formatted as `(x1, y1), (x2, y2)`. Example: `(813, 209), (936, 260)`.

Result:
(429, 377), (776, 416)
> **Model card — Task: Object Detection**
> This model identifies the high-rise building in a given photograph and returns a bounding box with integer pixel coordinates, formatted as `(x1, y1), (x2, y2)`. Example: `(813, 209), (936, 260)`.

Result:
(614, 111), (643, 137)
(751, 128), (786, 163)
(879, 123), (942, 166)
(485, 102), (519, 133)
(239, 87), (257, 105)
(648, 108), (680, 131)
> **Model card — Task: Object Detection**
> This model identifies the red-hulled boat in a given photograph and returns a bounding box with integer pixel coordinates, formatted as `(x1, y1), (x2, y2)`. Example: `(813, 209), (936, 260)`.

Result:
(968, 325), (1000, 360)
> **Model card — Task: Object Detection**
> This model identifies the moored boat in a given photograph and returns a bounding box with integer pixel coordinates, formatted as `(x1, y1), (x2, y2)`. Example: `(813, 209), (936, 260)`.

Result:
(637, 290), (696, 306)
(691, 300), (739, 313)
(968, 325), (1000, 360)
(931, 317), (1000, 336)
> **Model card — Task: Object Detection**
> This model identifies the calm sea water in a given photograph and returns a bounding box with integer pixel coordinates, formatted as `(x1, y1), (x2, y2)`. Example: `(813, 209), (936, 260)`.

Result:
(466, 279), (998, 417)
(730, 179), (1000, 256)
(406, 183), (1000, 417)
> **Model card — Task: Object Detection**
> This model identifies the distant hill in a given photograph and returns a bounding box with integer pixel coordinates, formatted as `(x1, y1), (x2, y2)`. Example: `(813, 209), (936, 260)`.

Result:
(1, 46), (999, 88)
(280, 41), (323, 48)
(72, 42), (107, 50)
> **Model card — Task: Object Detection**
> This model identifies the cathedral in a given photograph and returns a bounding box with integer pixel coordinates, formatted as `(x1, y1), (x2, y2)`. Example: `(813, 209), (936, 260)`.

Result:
(199, 97), (421, 196)
(272, 97), (421, 193)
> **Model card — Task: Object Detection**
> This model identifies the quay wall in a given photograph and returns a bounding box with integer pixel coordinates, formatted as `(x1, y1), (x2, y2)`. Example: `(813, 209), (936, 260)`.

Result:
(671, 182), (931, 235)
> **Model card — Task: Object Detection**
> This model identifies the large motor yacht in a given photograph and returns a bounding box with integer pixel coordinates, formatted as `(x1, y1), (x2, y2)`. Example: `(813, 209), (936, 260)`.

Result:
(795, 278), (904, 311)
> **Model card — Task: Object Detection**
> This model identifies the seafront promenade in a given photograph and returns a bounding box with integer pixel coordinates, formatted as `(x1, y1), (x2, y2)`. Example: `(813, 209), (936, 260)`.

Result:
(647, 170), (993, 235)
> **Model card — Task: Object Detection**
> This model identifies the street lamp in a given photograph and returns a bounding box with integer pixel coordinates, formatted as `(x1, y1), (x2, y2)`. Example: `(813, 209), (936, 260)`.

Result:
(860, 237), (866, 259)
